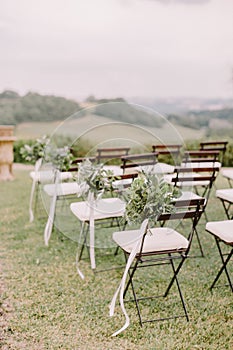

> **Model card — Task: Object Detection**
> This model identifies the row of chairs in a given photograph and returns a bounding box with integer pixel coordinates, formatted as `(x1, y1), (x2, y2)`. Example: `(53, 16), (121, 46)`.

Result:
(109, 143), (232, 334)
(27, 139), (232, 335)
(30, 141), (226, 246)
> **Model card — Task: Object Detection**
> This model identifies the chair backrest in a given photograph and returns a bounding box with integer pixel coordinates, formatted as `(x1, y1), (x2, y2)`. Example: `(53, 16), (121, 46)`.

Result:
(199, 141), (228, 163)
(96, 147), (130, 164)
(152, 144), (182, 163)
(182, 150), (220, 165)
(171, 165), (219, 201)
(121, 152), (158, 173)
(111, 172), (139, 193)
(68, 157), (96, 172)
(138, 197), (206, 257)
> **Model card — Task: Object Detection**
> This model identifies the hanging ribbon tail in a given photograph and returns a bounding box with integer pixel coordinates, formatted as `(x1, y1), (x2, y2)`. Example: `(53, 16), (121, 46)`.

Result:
(88, 193), (96, 270)
(109, 284), (121, 317)
(75, 246), (85, 280)
(29, 208), (34, 223)
(29, 179), (36, 222)
(29, 158), (42, 222)
(44, 219), (52, 246)
(76, 263), (85, 280)
(109, 219), (148, 337)
(43, 169), (59, 246)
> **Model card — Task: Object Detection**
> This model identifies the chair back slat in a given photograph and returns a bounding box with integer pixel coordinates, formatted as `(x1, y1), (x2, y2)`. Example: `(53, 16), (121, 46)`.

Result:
(121, 153), (158, 173)
(138, 197), (205, 258)
(96, 147), (130, 163)
(199, 141), (228, 163)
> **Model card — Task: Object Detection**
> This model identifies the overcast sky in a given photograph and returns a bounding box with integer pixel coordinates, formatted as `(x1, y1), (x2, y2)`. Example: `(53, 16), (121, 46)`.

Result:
(0, 0), (233, 100)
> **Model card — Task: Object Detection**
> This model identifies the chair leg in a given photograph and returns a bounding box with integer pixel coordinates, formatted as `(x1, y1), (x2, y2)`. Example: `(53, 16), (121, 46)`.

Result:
(77, 223), (89, 262)
(194, 227), (205, 257)
(114, 219), (127, 256)
(164, 255), (186, 298)
(168, 254), (189, 321)
(127, 265), (143, 326)
(34, 183), (39, 217)
(219, 199), (232, 220)
(210, 240), (233, 292)
(123, 259), (139, 299)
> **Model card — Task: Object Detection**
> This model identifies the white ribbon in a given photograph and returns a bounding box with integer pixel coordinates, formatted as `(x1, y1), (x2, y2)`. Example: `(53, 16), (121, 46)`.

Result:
(109, 219), (148, 336)
(75, 221), (85, 279)
(75, 192), (96, 279)
(88, 192), (96, 270)
(44, 169), (59, 246)
(29, 158), (42, 222)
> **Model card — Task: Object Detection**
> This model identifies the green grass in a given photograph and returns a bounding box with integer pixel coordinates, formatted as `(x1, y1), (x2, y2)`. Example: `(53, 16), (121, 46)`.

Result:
(0, 168), (232, 349)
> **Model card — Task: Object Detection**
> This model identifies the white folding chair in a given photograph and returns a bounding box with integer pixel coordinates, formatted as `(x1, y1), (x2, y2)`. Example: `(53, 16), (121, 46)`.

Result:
(205, 220), (233, 292)
(70, 173), (138, 275)
(29, 158), (72, 222)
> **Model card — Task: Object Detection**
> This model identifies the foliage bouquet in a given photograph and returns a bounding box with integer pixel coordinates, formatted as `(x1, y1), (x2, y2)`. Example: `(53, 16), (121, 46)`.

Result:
(75, 158), (117, 271)
(76, 158), (116, 201)
(45, 145), (74, 172)
(124, 171), (181, 226)
(20, 135), (50, 164)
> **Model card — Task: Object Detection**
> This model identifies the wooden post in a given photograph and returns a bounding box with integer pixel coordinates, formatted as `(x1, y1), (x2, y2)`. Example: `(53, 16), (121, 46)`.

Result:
(0, 125), (16, 181)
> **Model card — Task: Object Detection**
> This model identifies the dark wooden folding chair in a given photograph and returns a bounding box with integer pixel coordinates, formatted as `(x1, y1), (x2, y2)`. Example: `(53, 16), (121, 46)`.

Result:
(121, 152), (158, 174)
(94, 147), (131, 176)
(111, 197), (205, 331)
(152, 144), (182, 163)
(164, 165), (219, 256)
(206, 219), (233, 292)
(96, 147), (130, 163)
(182, 150), (221, 169)
(199, 141), (228, 164)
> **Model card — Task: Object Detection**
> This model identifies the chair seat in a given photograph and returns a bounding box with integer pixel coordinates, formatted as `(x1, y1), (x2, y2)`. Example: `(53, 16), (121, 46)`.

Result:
(43, 182), (80, 197)
(103, 165), (123, 176)
(176, 191), (203, 201)
(138, 162), (175, 174)
(221, 168), (233, 181)
(112, 227), (189, 254)
(206, 220), (233, 245)
(216, 188), (233, 203)
(181, 161), (221, 169)
(30, 170), (72, 183)
(70, 198), (125, 222)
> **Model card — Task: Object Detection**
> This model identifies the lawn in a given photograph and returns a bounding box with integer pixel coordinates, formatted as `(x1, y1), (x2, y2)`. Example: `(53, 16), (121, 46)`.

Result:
(0, 167), (232, 350)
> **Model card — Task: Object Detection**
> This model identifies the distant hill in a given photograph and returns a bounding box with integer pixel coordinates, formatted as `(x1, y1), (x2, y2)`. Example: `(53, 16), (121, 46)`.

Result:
(167, 108), (233, 130)
(1, 90), (232, 139)
(0, 91), (164, 129)
(0, 90), (81, 125)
